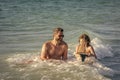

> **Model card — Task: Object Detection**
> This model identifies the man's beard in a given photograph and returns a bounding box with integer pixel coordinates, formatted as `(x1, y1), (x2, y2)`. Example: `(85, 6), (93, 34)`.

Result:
(56, 38), (62, 43)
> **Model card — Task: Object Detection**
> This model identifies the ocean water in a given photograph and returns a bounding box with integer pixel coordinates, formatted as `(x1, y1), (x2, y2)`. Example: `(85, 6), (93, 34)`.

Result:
(0, 0), (120, 80)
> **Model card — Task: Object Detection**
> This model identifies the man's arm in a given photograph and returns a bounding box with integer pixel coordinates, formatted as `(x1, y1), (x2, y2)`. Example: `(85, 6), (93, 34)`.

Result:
(62, 44), (68, 60)
(40, 43), (48, 60)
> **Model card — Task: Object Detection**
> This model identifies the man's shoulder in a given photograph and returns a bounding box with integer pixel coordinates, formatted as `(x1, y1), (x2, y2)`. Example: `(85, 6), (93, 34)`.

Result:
(43, 40), (52, 45)
(62, 41), (68, 46)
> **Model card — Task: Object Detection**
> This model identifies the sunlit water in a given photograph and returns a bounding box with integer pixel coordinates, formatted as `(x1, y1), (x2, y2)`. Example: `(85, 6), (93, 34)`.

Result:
(0, 0), (120, 80)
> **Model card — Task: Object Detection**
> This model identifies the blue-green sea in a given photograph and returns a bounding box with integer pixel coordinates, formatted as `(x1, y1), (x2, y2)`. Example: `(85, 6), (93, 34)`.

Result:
(0, 0), (120, 80)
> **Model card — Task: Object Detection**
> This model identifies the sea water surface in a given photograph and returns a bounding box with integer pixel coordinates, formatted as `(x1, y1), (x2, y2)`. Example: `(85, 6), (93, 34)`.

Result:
(0, 0), (120, 80)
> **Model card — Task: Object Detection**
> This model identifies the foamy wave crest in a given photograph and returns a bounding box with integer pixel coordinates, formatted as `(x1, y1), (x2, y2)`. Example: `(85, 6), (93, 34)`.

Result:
(6, 53), (40, 65)
(92, 61), (114, 77)
(91, 38), (113, 59)
(5, 53), (113, 80)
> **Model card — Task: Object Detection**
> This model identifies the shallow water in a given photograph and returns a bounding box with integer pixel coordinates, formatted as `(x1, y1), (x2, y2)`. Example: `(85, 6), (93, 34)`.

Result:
(0, 0), (120, 80)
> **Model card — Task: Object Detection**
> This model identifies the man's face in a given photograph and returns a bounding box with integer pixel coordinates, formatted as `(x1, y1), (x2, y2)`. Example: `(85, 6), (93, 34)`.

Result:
(55, 32), (64, 41)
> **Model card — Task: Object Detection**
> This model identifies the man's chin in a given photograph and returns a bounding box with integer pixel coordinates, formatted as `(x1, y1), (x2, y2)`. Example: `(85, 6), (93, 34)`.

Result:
(57, 40), (62, 43)
(59, 39), (63, 41)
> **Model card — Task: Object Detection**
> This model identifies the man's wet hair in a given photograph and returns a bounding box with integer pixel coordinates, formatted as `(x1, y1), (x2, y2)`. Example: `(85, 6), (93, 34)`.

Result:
(53, 27), (64, 37)
(53, 27), (64, 33)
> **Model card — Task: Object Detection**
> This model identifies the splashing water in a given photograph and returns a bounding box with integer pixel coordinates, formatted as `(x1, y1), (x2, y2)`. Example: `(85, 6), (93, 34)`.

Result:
(91, 38), (113, 59)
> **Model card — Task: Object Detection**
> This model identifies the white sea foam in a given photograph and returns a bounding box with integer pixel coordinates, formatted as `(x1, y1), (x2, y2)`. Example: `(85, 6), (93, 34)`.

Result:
(91, 38), (113, 59)
(5, 52), (113, 80)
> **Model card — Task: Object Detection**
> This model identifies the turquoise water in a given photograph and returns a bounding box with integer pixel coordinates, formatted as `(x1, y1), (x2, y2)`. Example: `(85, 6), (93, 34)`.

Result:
(0, 0), (120, 80)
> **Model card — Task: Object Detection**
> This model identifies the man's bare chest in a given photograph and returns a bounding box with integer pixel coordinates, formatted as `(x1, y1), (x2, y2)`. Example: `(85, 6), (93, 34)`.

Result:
(49, 46), (64, 56)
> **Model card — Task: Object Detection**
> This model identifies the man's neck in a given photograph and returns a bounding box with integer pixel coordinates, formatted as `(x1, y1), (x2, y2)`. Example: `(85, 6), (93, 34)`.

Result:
(51, 39), (61, 46)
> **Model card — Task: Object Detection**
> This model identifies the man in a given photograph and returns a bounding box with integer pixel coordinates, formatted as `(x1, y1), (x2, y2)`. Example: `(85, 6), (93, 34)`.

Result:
(40, 27), (68, 61)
